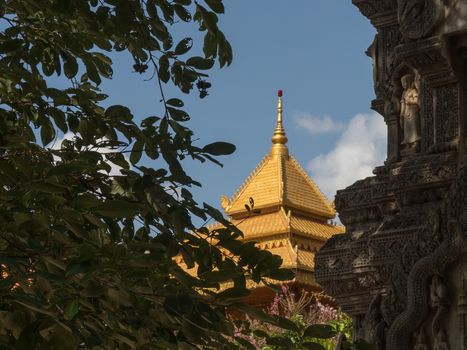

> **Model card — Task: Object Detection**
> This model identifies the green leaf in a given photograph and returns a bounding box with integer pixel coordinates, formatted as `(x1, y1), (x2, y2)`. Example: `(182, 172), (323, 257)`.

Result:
(302, 342), (326, 350)
(73, 193), (101, 210)
(48, 107), (67, 133)
(41, 119), (56, 146)
(93, 52), (113, 78)
(0, 311), (28, 338)
(202, 141), (236, 155)
(63, 53), (78, 78)
(267, 336), (293, 348)
(83, 56), (101, 84)
(186, 56), (215, 70)
(231, 303), (276, 325)
(203, 269), (235, 283)
(304, 324), (337, 339)
(234, 336), (255, 349)
(95, 200), (141, 218)
(108, 289), (133, 307)
(29, 182), (67, 194)
(275, 315), (300, 332)
(264, 268), (294, 281)
(252, 329), (269, 338)
(81, 282), (107, 297)
(0, 39), (22, 53)
(215, 287), (250, 301)
(130, 140), (144, 164)
(105, 105), (133, 121)
(64, 299), (79, 320)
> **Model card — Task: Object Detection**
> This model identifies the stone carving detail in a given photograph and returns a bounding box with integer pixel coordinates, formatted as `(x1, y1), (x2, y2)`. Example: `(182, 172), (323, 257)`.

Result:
(315, 2), (467, 349)
(382, 26), (403, 98)
(434, 84), (459, 145)
(458, 278), (467, 349)
(353, 0), (398, 20)
(394, 37), (457, 87)
(386, 165), (467, 349)
(400, 73), (421, 152)
(413, 328), (428, 350)
(363, 294), (387, 350)
(430, 275), (450, 350)
(397, 0), (443, 39)
(421, 80), (434, 152)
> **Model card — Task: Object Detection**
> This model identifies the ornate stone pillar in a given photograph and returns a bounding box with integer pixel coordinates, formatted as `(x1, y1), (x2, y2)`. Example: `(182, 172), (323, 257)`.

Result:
(385, 114), (400, 163)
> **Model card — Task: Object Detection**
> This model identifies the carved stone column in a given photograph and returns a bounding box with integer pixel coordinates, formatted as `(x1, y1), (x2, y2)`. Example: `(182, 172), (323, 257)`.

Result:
(385, 114), (400, 163)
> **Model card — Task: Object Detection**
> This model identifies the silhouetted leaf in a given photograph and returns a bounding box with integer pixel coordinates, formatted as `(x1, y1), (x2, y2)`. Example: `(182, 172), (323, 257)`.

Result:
(186, 56), (214, 70)
(175, 38), (193, 54)
(205, 0), (224, 13)
(304, 324), (337, 339)
(202, 141), (235, 155)
(302, 342), (326, 350)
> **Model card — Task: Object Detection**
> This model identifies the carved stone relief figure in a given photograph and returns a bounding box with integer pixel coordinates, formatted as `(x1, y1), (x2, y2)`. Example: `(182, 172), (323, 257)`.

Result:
(433, 329), (449, 350)
(413, 328), (428, 350)
(430, 275), (450, 350)
(397, 0), (443, 39)
(363, 293), (387, 350)
(400, 73), (421, 150)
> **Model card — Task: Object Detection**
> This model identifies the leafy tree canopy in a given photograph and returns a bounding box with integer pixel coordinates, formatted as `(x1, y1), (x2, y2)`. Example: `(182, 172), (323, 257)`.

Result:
(0, 0), (294, 348)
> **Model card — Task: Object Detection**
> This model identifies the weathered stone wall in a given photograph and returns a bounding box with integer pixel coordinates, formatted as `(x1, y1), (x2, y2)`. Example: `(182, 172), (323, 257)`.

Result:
(315, 1), (467, 349)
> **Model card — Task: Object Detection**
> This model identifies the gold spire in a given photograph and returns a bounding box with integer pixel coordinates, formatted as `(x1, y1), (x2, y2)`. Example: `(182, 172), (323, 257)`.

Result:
(271, 90), (289, 157)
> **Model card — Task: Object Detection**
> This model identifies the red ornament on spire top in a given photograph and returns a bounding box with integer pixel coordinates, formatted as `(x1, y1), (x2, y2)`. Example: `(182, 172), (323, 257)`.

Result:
(278, 89), (283, 97)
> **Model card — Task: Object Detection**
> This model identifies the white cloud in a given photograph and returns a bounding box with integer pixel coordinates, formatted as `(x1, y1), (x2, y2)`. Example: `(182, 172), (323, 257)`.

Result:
(295, 114), (344, 134)
(50, 132), (127, 176)
(307, 112), (386, 200)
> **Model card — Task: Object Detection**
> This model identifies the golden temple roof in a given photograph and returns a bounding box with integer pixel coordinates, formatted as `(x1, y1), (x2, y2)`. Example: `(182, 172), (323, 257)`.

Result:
(223, 92), (336, 220)
(179, 91), (344, 300)
(226, 208), (343, 242)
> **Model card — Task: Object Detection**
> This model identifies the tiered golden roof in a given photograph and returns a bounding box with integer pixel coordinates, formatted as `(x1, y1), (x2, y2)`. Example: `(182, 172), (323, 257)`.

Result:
(220, 91), (343, 295)
(178, 92), (343, 306)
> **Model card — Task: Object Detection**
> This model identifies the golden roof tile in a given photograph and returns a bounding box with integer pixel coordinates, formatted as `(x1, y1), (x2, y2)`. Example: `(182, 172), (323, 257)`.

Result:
(258, 239), (316, 272)
(225, 208), (342, 241)
(231, 210), (289, 239)
(225, 153), (335, 219)
(289, 215), (344, 240)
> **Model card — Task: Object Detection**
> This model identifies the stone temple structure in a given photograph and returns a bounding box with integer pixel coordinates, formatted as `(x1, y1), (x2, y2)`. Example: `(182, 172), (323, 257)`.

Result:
(219, 91), (343, 307)
(315, 1), (467, 350)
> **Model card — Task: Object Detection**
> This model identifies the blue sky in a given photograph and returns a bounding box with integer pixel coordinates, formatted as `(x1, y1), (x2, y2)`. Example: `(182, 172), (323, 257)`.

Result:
(99, 1), (386, 216)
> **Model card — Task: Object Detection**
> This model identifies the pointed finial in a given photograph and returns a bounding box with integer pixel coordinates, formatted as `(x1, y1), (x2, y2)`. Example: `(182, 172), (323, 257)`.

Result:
(271, 90), (288, 156)
(277, 90), (283, 125)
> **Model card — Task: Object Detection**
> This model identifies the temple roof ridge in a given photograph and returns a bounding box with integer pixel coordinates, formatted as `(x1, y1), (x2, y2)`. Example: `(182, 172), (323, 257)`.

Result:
(288, 156), (334, 215)
(222, 155), (270, 211)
